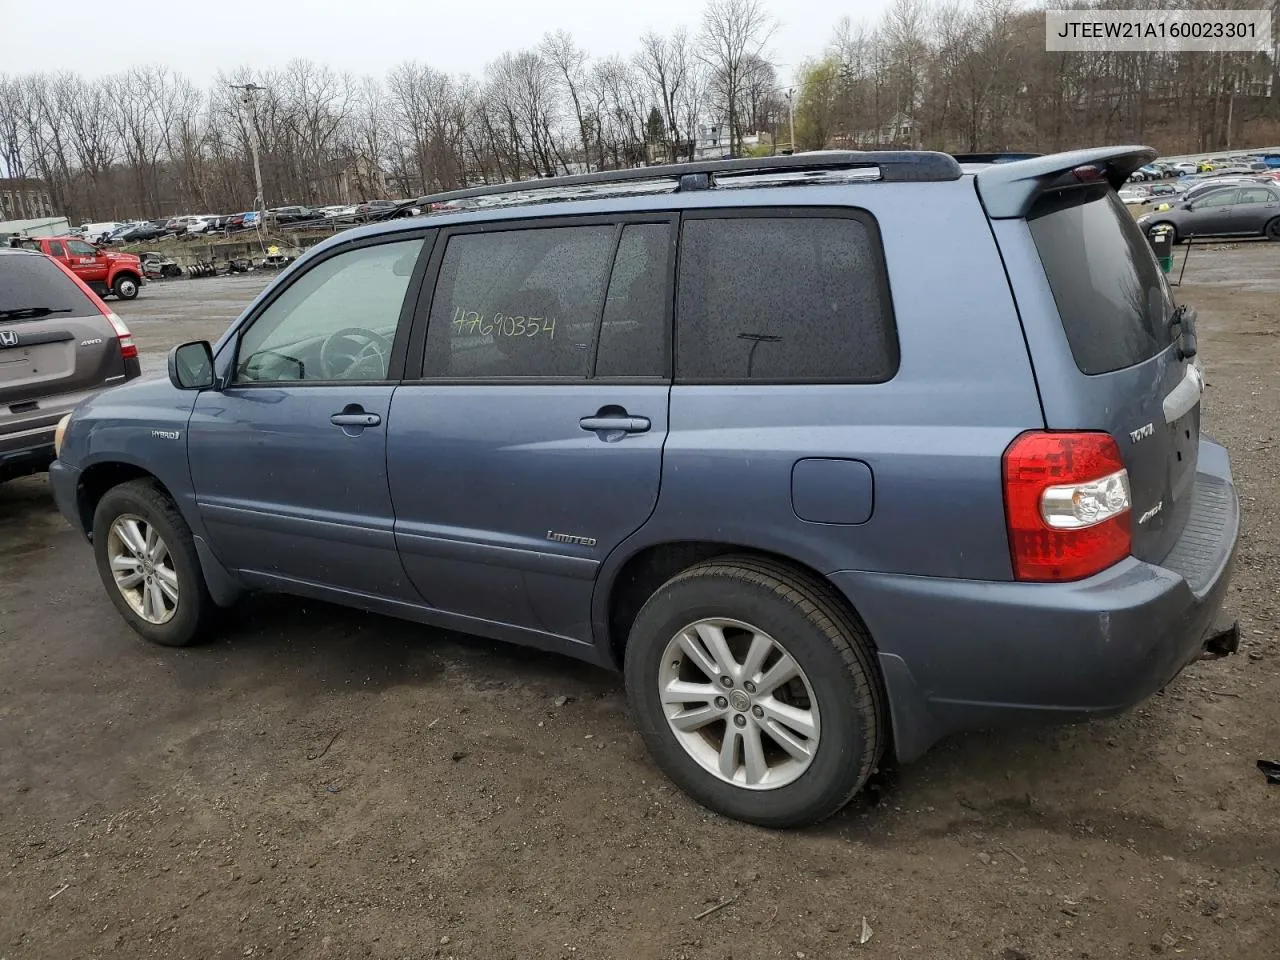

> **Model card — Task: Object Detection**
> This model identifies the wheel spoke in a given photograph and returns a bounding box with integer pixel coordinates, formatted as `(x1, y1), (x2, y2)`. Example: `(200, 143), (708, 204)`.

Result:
(661, 679), (718, 706)
(756, 652), (800, 696)
(669, 705), (724, 732)
(149, 537), (169, 565)
(156, 569), (179, 604)
(759, 697), (817, 740)
(742, 722), (768, 785)
(117, 518), (147, 557)
(694, 621), (738, 677)
(116, 570), (145, 589)
(718, 726), (741, 779)
(741, 631), (774, 681)
(143, 524), (159, 559)
(142, 581), (162, 620)
(111, 554), (141, 573)
(675, 629), (720, 680)
(760, 718), (814, 763)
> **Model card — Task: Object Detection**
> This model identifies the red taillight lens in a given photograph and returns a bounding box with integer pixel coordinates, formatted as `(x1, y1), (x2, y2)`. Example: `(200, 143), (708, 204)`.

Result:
(1002, 431), (1132, 582)
(103, 310), (138, 359)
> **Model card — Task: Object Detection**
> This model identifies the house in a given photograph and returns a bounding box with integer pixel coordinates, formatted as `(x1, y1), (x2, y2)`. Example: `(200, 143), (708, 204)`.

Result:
(0, 178), (56, 220)
(850, 113), (919, 149)
(693, 123), (774, 160)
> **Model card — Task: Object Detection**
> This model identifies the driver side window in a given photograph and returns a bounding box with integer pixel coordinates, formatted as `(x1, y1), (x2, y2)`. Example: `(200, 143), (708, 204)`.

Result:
(234, 237), (424, 384)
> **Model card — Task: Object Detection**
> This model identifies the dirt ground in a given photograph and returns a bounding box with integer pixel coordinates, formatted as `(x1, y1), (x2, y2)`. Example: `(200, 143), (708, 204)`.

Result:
(1, 246), (1278, 960)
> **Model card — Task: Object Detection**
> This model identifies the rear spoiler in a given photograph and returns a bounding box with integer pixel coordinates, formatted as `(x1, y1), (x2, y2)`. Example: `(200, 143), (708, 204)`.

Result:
(952, 152), (1043, 164)
(975, 146), (1158, 218)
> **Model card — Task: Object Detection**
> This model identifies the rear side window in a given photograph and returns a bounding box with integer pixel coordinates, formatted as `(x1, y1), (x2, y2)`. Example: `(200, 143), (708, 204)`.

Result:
(1029, 189), (1174, 375)
(0, 254), (100, 320)
(423, 225), (614, 379)
(595, 224), (672, 378)
(676, 214), (897, 383)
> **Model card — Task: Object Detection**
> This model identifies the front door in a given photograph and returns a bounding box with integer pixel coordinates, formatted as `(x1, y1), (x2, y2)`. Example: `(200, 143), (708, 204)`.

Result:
(1184, 188), (1240, 237)
(64, 239), (108, 288)
(387, 218), (674, 642)
(188, 235), (429, 600)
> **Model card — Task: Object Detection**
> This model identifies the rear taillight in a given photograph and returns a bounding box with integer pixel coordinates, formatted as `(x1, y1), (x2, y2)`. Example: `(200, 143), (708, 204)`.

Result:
(103, 310), (138, 359)
(1002, 431), (1132, 582)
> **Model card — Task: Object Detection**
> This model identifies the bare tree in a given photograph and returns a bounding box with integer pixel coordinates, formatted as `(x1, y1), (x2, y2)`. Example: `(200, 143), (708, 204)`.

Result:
(697, 0), (776, 155)
(637, 30), (694, 162)
(542, 30), (593, 170)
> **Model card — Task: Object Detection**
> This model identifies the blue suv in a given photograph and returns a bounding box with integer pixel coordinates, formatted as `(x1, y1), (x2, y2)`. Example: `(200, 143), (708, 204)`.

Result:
(49, 148), (1240, 827)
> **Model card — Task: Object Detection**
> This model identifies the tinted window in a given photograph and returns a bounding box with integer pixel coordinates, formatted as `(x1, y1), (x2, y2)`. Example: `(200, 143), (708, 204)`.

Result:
(1029, 189), (1174, 375)
(47, 241), (65, 258)
(1197, 189), (1237, 208)
(595, 224), (671, 378)
(235, 238), (423, 383)
(1236, 187), (1276, 204)
(423, 225), (614, 379)
(0, 254), (99, 318)
(67, 240), (97, 257)
(675, 215), (896, 383)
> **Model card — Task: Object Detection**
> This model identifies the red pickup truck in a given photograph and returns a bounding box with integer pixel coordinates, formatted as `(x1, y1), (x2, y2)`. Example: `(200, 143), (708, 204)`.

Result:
(18, 236), (144, 300)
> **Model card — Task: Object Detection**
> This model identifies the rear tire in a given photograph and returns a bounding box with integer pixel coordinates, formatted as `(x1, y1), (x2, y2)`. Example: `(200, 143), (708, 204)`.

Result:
(92, 479), (215, 647)
(1265, 217), (1280, 241)
(624, 556), (885, 827)
(112, 274), (140, 300)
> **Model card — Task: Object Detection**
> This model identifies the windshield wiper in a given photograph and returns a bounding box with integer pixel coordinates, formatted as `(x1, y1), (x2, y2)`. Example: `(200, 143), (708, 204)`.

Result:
(0, 307), (73, 322)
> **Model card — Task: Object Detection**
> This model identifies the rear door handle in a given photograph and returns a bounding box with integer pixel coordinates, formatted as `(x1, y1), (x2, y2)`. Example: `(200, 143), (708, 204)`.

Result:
(330, 412), (381, 427)
(579, 415), (650, 434)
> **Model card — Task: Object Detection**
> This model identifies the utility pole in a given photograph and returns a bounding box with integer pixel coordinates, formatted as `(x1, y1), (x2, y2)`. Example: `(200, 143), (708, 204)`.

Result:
(230, 82), (267, 236)
(787, 88), (796, 154)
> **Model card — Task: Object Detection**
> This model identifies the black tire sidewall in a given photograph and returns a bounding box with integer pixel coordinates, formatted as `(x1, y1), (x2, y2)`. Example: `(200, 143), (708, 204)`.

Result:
(625, 572), (876, 827)
(1266, 218), (1280, 241)
(113, 275), (139, 299)
(92, 482), (208, 646)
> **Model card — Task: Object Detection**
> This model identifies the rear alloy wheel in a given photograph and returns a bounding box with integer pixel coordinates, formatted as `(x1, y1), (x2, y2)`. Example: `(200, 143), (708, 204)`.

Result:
(1265, 217), (1280, 241)
(113, 274), (139, 299)
(625, 556), (884, 827)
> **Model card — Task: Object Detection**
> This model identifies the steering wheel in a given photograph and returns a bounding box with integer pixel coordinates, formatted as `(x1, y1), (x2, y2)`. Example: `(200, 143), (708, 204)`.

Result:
(319, 328), (392, 380)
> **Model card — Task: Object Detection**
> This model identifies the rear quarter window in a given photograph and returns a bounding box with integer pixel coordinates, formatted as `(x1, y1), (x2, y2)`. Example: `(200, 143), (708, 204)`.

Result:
(1028, 187), (1174, 375)
(675, 212), (898, 383)
(0, 254), (100, 319)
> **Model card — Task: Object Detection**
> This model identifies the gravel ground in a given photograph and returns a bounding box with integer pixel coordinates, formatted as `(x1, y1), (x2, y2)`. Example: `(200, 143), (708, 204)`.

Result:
(1, 245), (1277, 960)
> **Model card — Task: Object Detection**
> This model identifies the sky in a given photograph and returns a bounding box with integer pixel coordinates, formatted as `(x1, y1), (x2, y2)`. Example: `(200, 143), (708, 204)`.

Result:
(1, 0), (895, 89)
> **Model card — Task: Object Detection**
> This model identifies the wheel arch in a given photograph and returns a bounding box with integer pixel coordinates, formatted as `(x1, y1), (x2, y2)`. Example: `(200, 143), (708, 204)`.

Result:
(595, 539), (879, 671)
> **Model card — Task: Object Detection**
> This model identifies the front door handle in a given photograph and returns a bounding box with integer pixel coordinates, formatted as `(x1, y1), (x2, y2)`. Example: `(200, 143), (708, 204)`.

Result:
(330, 411), (381, 427)
(579, 415), (650, 434)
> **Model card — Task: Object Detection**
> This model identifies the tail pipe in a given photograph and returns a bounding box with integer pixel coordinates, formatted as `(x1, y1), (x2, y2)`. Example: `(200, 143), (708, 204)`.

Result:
(1200, 618), (1240, 660)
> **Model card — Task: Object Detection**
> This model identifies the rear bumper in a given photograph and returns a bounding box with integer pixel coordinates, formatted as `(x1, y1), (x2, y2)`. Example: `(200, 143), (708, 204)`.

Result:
(833, 437), (1240, 762)
(0, 431), (55, 482)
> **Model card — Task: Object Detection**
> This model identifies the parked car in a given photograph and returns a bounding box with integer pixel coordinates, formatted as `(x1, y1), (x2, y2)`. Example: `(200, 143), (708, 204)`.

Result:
(1172, 162), (1200, 176)
(1118, 185), (1151, 205)
(354, 199), (398, 220)
(77, 222), (125, 244)
(1182, 175), (1271, 204)
(269, 206), (322, 224)
(16, 236), (145, 300)
(319, 205), (358, 218)
(48, 148), (1239, 827)
(1138, 182), (1280, 241)
(184, 215), (221, 235)
(139, 252), (182, 279)
(0, 247), (141, 483)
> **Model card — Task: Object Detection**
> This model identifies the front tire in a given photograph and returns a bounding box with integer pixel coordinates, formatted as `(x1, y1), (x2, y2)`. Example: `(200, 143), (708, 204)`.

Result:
(112, 273), (140, 300)
(624, 556), (885, 827)
(92, 479), (214, 647)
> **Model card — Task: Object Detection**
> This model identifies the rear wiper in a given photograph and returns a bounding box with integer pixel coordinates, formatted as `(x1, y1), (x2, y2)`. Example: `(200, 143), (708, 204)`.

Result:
(0, 307), (73, 322)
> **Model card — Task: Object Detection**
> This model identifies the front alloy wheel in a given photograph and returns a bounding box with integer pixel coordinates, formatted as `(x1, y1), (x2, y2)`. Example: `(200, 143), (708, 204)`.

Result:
(107, 514), (179, 624)
(660, 618), (820, 789)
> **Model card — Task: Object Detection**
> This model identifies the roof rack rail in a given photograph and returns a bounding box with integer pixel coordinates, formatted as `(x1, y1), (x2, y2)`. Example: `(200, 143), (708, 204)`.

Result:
(404, 151), (963, 213)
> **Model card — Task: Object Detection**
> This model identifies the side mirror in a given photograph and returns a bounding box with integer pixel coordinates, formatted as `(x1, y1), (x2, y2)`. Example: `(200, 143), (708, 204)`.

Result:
(168, 340), (216, 390)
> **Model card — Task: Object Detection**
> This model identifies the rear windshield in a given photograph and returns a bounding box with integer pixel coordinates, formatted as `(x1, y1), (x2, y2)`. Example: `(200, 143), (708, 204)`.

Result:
(0, 254), (100, 321)
(1028, 187), (1174, 375)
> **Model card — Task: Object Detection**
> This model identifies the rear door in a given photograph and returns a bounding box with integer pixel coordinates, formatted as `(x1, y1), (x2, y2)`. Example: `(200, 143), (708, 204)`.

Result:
(1229, 185), (1280, 233)
(1022, 187), (1196, 563)
(387, 216), (674, 643)
(0, 253), (125, 434)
